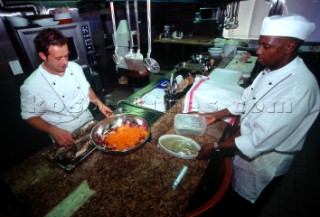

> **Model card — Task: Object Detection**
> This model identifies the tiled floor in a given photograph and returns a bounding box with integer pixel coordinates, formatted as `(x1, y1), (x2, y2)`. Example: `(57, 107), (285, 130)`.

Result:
(109, 73), (320, 217)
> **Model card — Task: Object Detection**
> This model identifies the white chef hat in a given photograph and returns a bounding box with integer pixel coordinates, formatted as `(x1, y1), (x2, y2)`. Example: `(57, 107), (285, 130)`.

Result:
(260, 14), (316, 40)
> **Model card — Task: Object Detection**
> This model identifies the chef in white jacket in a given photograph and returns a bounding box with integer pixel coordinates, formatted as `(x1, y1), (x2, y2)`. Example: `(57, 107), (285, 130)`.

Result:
(197, 14), (320, 216)
(20, 28), (113, 147)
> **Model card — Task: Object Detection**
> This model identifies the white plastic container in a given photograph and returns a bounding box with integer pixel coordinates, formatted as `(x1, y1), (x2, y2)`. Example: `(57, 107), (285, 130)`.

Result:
(174, 114), (206, 135)
(224, 39), (238, 57)
(158, 134), (200, 159)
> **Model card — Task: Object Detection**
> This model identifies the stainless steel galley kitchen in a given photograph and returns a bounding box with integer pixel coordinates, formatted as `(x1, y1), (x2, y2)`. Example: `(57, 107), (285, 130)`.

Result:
(0, 1), (319, 217)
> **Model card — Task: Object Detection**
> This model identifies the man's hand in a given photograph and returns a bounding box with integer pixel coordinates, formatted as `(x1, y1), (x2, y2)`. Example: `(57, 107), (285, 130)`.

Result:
(99, 103), (113, 117)
(199, 113), (218, 125)
(49, 126), (74, 147)
(89, 88), (113, 117)
(197, 143), (215, 160)
(199, 109), (233, 125)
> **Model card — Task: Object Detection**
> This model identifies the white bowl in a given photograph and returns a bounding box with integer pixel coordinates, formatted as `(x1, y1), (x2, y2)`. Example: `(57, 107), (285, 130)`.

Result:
(9, 22), (28, 27)
(8, 18), (29, 27)
(38, 21), (60, 27)
(208, 47), (223, 56)
(54, 12), (71, 20)
(32, 18), (58, 26)
(6, 16), (28, 22)
(172, 31), (183, 39)
(32, 18), (54, 24)
(158, 134), (200, 159)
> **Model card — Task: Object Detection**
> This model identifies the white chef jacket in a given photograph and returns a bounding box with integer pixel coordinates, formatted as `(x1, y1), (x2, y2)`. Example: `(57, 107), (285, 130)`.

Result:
(20, 61), (93, 133)
(227, 57), (320, 203)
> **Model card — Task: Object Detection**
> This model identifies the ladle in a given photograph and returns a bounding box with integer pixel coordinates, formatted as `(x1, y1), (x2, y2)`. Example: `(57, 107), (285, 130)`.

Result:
(132, 0), (147, 72)
(124, 0), (135, 70)
(230, 1), (239, 29)
(144, 0), (160, 73)
(110, 1), (123, 65)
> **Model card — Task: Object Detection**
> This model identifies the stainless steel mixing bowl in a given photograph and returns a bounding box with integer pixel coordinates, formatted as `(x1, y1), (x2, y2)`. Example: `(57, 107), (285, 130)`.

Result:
(90, 114), (151, 155)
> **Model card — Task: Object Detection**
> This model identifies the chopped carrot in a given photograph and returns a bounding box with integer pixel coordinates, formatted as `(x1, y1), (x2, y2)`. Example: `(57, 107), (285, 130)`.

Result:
(104, 126), (148, 150)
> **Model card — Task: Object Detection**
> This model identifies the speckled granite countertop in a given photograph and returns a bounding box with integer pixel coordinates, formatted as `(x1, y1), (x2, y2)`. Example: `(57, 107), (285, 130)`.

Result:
(1, 101), (227, 217)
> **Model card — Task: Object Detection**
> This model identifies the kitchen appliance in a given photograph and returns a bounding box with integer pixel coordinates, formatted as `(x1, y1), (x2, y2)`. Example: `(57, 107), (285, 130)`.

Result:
(8, 21), (95, 75)
(199, 7), (220, 21)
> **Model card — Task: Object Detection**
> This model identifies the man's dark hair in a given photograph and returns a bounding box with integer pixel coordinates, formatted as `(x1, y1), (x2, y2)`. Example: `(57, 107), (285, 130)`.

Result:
(34, 28), (67, 57)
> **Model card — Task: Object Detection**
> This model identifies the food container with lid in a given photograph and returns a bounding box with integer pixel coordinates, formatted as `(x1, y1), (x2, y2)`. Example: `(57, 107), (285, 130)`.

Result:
(174, 114), (206, 135)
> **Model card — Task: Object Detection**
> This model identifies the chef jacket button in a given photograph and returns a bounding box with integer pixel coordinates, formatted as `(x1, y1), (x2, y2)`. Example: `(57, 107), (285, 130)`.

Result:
(77, 86), (80, 89)
(71, 73), (73, 75)
(262, 72), (265, 75)
(53, 82), (56, 85)
(269, 82), (272, 85)
(251, 87), (253, 90)
(62, 95), (65, 98)
(242, 112), (245, 114)
(253, 97), (256, 100)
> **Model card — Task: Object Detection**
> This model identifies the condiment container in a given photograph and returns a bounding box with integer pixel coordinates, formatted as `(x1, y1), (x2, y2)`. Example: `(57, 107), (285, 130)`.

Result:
(174, 114), (206, 135)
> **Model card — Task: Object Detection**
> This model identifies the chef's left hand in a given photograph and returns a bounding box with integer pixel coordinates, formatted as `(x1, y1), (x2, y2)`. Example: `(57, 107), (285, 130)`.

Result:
(99, 103), (113, 117)
(197, 143), (215, 160)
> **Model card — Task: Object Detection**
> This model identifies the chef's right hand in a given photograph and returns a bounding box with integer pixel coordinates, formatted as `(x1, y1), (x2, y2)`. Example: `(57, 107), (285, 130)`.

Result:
(197, 143), (215, 160)
(199, 113), (218, 125)
(49, 126), (74, 147)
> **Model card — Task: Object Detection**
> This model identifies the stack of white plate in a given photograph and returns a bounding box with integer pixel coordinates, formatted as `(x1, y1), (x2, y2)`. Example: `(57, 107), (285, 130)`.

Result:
(6, 16), (29, 27)
(32, 18), (59, 27)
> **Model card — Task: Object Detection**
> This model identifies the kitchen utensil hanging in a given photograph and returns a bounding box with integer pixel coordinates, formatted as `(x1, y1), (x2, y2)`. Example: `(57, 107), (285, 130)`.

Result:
(124, 0), (145, 72)
(133, 0), (147, 72)
(144, 0), (160, 73)
(223, 1), (240, 30)
(230, 1), (239, 29)
(110, 1), (123, 65)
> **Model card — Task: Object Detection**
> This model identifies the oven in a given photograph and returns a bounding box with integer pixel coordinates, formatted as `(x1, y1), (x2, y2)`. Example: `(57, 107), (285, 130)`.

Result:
(9, 21), (95, 75)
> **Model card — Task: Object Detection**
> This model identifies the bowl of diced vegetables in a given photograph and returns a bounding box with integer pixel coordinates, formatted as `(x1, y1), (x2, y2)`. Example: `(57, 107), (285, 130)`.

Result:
(90, 114), (150, 155)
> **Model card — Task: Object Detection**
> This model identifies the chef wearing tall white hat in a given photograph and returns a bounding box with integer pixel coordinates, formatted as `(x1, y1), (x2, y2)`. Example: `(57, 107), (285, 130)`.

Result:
(197, 14), (320, 216)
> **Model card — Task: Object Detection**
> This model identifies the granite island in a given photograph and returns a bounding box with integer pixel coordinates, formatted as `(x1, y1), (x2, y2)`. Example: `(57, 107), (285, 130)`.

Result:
(0, 52), (252, 216)
(1, 91), (232, 217)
